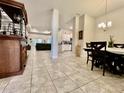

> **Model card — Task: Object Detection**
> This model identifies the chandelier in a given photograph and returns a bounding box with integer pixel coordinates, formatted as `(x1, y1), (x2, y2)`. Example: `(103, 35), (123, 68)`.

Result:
(98, 0), (112, 31)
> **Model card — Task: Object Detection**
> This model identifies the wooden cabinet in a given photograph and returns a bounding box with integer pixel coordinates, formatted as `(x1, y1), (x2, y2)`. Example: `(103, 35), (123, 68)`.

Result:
(21, 45), (27, 69)
(0, 0), (28, 78)
(0, 36), (27, 78)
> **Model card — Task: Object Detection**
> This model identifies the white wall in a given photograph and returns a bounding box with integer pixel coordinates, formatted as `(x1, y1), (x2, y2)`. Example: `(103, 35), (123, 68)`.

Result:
(60, 29), (72, 52)
(83, 14), (96, 48)
(73, 14), (95, 57)
(72, 15), (79, 53)
(79, 15), (84, 31)
(78, 15), (84, 56)
(61, 29), (72, 41)
(29, 34), (51, 41)
(81, 14), (95, 57)
(95, 7), (124, 43)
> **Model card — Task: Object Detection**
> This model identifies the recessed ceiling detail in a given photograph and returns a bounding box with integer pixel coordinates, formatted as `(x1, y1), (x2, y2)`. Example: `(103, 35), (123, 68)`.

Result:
(17, 0), (124, 31)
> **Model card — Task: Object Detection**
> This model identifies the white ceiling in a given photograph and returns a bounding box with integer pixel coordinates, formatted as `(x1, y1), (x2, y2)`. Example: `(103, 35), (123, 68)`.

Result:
(17, 0), (124, 31)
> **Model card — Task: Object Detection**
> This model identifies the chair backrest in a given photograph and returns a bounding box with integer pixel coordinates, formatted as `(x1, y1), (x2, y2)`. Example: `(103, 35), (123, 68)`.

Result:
(91, 41), (107, 51)
(113, 44), (124, 48)
(86, 42), (91, 48)
(91, 41), (107, 60)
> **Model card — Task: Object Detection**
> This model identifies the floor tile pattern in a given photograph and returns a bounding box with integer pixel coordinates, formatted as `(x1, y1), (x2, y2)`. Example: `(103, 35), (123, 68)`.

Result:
(0, 47), (124, 93)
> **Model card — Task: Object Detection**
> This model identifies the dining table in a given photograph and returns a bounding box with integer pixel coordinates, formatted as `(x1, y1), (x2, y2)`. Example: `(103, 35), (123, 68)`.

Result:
(84, 47), (124, 75)
(106, 48), (124, 55)
(84, 47), (124, 55)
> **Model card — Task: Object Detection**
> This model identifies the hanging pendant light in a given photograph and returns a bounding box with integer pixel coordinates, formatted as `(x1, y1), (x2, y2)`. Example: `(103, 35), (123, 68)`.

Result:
(98, 0), (112, 31)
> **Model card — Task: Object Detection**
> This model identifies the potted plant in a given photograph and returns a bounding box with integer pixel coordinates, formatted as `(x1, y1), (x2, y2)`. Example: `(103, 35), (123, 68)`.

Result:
(108, 35), (114, 47)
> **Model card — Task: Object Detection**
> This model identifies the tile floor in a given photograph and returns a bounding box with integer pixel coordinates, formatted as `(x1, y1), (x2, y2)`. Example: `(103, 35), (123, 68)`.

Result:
(0, 47), (124, 93)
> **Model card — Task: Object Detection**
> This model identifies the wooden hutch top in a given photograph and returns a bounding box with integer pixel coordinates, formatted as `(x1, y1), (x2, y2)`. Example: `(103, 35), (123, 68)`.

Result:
(0, 0), (28, 25)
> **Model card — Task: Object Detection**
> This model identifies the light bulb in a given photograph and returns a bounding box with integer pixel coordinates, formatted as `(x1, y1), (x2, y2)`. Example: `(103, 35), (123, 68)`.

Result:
(107, 21), (112, 27)
(98, 23), (102, 28)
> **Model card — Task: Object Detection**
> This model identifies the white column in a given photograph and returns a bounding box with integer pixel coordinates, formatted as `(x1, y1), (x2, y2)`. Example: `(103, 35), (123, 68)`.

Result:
(51, 9), (59, 59)
(72, 15), (80, 53)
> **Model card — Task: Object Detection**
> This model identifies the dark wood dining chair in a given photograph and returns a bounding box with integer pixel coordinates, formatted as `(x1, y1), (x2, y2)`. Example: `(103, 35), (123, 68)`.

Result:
(91, 41), (107, 76)
(113, 44), (124, 48)
(86, 43), (92, 64)
(108, 53), (124, 75)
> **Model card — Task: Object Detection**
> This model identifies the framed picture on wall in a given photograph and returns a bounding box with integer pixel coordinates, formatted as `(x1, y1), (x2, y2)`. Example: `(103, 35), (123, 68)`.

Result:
(79, 30), (83, 40)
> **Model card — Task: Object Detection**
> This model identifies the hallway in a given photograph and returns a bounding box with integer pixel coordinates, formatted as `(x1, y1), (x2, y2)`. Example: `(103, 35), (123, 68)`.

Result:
(0, 48), (124, 93)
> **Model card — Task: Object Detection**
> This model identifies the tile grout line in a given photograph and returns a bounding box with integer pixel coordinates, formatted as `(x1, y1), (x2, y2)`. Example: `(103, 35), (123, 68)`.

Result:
(62, 60), (79, 73)
(50, 57), (122, 93)
(68, 87), (83, 93)
(30, 61), (33, 93)
(63, 65), (86, 93)
(44, 62), (58, 93)
(63, 60), (89, 73)
(60, 67), (81, 93)
(79, 76), (122, 93)
(62, 57), (115, 92)
(2, 78), (11, 93)
(28, 50), (124, 93)
(44, 62), (78, 81)
(52, 57), (83, 92)
(62, 61), (104, 93)
(29, 51), (34, 93)
(62, 71), (86, 93)
(68, 75), (102, 93)
(79, 75), (102, 87)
